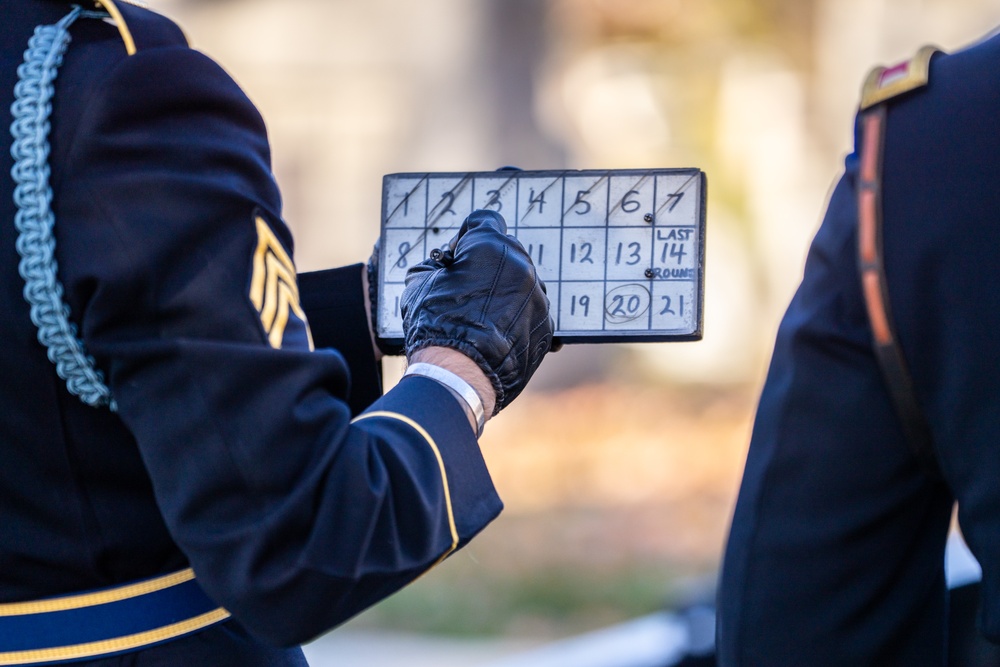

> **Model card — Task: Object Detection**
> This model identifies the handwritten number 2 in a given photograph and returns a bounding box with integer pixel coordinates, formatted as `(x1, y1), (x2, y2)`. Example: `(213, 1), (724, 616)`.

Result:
(438, 192), (456, 216)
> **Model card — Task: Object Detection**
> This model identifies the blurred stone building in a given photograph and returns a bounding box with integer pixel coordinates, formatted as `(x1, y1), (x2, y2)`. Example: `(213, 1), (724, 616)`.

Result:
(153, 0), (1000, 387)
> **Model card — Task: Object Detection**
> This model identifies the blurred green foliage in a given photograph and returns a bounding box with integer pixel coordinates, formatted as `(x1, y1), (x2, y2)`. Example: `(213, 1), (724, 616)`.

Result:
(351, 557), (682, 639)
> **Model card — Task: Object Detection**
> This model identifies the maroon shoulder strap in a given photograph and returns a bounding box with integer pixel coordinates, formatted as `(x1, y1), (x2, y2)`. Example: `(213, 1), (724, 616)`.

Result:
(856, 104), (939, 477)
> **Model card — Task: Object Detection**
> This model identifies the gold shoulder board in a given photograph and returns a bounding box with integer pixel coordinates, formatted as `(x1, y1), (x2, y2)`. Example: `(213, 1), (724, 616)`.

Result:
(860, 45), (941, 110)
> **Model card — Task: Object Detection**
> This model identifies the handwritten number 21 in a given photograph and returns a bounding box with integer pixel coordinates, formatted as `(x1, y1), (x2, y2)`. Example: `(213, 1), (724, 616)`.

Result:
(660, 295), (685, 316)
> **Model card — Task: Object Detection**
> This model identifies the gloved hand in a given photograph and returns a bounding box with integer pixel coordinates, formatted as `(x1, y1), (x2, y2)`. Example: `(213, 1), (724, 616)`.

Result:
(401, 210), (554, 413)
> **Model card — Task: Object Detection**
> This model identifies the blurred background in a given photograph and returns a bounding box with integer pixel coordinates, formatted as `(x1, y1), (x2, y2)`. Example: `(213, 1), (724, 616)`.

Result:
(147, 0), (1000, 664)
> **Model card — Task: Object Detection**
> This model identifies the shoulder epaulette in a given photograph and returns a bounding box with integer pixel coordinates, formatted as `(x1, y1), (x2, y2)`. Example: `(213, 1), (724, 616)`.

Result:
(860, 45), (941, 110)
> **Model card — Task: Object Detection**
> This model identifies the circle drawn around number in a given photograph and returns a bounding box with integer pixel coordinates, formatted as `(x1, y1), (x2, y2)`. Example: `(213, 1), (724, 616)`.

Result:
(605, 284), (650, 324)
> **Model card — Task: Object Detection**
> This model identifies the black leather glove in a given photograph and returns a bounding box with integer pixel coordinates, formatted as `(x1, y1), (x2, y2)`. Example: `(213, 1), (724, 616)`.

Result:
(401, 210), (554, 413)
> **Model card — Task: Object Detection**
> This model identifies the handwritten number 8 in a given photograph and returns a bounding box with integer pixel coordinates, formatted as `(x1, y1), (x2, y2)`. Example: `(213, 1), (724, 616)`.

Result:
(396, 242), (411, 269)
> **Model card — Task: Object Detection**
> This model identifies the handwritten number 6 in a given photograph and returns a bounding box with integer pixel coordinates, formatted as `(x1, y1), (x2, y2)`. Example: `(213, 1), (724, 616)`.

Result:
(621, 190), (641, 214)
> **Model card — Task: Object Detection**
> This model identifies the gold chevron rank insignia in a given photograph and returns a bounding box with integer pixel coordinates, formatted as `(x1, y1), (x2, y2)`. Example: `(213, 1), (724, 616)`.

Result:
(250, 216), (314, 351)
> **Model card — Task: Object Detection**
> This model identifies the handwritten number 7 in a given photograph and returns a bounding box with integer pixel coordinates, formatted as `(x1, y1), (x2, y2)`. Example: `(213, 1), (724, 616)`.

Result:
(664, 192), (684, 212)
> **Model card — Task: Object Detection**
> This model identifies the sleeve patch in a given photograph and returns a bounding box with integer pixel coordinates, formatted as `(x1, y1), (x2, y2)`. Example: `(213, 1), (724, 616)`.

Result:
(250, 216), (314, 351)
(860, 45), (940, 110)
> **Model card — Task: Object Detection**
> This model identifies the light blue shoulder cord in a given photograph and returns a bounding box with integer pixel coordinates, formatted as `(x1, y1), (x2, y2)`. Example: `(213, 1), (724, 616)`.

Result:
(10, 6), (118, 410)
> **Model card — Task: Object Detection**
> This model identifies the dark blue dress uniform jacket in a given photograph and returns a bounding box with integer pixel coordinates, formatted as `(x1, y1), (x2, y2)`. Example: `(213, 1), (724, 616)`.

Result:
(1, 2), (502, 662)
(718, 31), (1000, 666)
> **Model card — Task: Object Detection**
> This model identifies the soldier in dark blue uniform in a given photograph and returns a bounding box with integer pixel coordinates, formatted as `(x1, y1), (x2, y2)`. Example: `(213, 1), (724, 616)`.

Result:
(718, 31), (1000, 666)
(0, 1), (553, 664)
